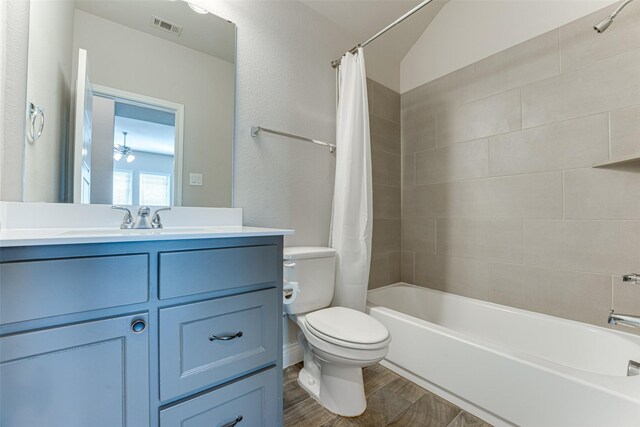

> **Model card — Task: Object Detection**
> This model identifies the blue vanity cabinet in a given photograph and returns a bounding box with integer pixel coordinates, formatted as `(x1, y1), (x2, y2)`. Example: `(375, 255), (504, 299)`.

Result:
(0, 235), (284, 427)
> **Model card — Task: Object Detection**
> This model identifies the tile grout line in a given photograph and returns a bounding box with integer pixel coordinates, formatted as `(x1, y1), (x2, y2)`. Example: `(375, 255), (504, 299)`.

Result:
(562, 170), (565, 220)
(408, 249), (628, 279)
(521, 219), (525, 264)
(411, 251), (416, 284)
(445, 410), (465, 427)
(607, 111), (612, 160)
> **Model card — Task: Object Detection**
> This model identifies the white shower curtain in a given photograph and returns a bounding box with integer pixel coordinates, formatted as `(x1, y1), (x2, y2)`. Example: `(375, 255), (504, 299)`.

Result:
(330, 48), (372, 312)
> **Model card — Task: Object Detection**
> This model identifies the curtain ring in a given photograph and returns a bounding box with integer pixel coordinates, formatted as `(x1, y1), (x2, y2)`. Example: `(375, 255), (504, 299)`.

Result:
(28, 102), (45, 142)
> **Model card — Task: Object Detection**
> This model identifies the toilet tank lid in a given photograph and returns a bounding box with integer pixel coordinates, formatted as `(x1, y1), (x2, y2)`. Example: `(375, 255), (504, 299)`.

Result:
(284, 247), (336, 260)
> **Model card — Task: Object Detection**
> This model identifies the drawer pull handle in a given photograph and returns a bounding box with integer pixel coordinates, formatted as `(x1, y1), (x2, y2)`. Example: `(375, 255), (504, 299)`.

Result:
(284, 262), (296, 268)
(220, 415), (243, 427)
(209, 331), (243, 341)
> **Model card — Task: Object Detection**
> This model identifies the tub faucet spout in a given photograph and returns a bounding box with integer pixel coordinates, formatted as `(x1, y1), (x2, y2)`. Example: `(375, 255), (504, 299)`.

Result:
(609, 310), (640, 328)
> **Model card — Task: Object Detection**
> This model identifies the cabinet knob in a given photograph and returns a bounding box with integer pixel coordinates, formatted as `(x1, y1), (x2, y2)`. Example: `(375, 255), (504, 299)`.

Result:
(209, 331), (243, 341)
(131, 319), (146, 334)
(220, 415), (243, 427)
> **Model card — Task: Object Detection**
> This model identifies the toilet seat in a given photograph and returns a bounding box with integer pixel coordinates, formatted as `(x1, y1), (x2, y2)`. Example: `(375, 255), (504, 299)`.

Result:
(305, 307), (390, 350)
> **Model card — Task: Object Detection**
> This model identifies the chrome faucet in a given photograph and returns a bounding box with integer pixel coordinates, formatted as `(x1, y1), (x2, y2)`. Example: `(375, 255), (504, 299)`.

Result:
(112, 206), (171, 229)
(609, 310), (640, 328)
(133, 206), (153, 229)
(622, 273), (640, 284)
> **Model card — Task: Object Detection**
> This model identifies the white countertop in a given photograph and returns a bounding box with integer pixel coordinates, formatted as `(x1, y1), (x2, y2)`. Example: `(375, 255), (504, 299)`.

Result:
(0, 226), (294, 247)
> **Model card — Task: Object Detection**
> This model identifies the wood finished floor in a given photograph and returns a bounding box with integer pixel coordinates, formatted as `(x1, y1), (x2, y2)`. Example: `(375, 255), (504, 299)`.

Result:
(283, 363), (493, 427)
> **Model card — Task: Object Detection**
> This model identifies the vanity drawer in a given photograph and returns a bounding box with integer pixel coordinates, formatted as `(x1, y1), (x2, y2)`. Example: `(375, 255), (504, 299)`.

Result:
(158, 245), (279, 299)
(160, 368), (278, 427)
(159, 288), (279, 401)
(0, 254), (149, 324)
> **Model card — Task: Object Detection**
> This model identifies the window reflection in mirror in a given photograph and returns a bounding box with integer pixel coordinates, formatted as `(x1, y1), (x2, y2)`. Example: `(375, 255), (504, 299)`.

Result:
(91, 89), (180, 206)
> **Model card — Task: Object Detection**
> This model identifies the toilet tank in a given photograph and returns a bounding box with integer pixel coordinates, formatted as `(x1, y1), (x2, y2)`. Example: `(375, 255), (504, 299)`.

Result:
(283, 247), (336, 315)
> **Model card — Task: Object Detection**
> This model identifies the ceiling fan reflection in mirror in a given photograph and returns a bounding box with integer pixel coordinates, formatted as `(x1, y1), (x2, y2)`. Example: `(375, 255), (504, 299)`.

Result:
(113, 131), (136, 163)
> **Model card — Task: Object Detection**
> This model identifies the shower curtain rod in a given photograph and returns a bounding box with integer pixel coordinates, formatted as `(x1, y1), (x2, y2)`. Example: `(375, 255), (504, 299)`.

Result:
(331, 0), (436, 68)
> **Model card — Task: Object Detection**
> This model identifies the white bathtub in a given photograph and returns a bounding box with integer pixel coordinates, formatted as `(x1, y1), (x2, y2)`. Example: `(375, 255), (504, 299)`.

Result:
(367, 283), (640, 427)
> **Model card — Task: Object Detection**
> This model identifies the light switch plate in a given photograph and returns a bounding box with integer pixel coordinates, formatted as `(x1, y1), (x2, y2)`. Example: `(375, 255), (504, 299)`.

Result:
(189, 173), (203, 186)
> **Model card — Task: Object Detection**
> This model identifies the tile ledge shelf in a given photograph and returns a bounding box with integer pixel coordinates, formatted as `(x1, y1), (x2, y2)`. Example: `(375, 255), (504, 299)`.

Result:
(593, 154), (640, 168)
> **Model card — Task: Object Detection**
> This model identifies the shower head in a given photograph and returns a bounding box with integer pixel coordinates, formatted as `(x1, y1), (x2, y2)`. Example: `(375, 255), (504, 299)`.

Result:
(593, 0), (635, 34)
(593, 16), (614, 33)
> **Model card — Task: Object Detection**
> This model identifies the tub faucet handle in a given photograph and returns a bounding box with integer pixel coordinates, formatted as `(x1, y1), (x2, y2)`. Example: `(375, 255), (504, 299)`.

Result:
(622, 273), (639, 284)
(608, 310), (640, 328)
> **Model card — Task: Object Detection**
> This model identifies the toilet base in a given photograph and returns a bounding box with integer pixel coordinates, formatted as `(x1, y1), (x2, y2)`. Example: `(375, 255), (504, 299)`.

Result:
(292, 313), (390, 417)
(297, 356), (367, 417)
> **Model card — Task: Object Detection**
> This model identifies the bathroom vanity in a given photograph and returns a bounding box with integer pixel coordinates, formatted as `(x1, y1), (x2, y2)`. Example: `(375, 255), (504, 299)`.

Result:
(0, 227), (289, 427)
(0, 1), (284, 424)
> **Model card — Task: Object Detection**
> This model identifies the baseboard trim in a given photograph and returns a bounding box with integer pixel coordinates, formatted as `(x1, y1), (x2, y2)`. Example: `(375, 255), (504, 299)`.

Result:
(283, 341), (304, 368)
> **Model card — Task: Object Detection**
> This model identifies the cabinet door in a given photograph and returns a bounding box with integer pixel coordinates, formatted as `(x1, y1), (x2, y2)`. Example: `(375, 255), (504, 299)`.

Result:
(0, 313), (149, 427)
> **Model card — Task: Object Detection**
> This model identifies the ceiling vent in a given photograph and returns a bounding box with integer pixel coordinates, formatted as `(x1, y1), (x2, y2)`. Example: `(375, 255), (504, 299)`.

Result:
(150, 16), (183, 36)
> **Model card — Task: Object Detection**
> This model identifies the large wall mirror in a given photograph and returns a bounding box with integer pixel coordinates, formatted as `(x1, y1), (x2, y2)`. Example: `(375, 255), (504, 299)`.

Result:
(22, 0), (235, 207)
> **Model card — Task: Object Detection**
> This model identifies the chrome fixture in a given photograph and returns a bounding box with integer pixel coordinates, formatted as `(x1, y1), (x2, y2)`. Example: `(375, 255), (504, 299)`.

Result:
(251, 126), (336, 153)
(622, 273), (640, 284)
(151, 207), (171, 229)
(594, 0), (636, 33)
(114, 131), (135, 163)
(209, 331), (243, 341)
(220, 415), (243, 427)
(134, 206), (153, 229)
(112, 206), (170, 229)
(609, 310), (640, 328)
(112, 206), (134, 229)
(628, 360), (640, 377)
(27, 102), (45, 142)
(332, 0), (436, 68)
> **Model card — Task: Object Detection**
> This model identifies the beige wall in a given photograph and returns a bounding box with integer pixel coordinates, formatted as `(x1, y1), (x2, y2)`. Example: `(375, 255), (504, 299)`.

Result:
(195, 0), (358, 248)
(367, 78), (402, 289)
(401, 3), (640, 328)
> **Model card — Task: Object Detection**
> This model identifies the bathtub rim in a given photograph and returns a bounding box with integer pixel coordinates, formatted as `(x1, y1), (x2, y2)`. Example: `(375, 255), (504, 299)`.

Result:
(367, 282), (640, 342)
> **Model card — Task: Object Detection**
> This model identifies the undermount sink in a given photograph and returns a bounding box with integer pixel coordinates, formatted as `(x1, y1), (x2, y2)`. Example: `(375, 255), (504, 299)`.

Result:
(59, 227), (215, 236)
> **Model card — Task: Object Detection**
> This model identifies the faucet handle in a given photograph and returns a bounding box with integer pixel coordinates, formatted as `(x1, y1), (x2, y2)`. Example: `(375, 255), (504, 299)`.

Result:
(112, 206), (133, 229)
(151, 207), (171, 229)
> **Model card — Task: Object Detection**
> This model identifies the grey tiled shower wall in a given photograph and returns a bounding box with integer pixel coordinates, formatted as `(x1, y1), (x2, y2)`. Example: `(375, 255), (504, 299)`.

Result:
(370, 2), (640, 328)
(367, 78), (402, 289)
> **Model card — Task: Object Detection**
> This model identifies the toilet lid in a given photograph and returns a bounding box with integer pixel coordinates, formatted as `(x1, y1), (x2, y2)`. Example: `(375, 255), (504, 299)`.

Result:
(305, 307), (390, 346)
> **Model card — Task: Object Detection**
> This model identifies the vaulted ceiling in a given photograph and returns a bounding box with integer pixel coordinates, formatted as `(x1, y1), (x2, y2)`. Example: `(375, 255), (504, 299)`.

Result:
(300, 0), (448, 91)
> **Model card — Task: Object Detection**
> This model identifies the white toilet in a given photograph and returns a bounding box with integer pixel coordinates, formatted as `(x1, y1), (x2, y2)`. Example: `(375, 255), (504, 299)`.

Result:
(284, 247), (391, 417)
